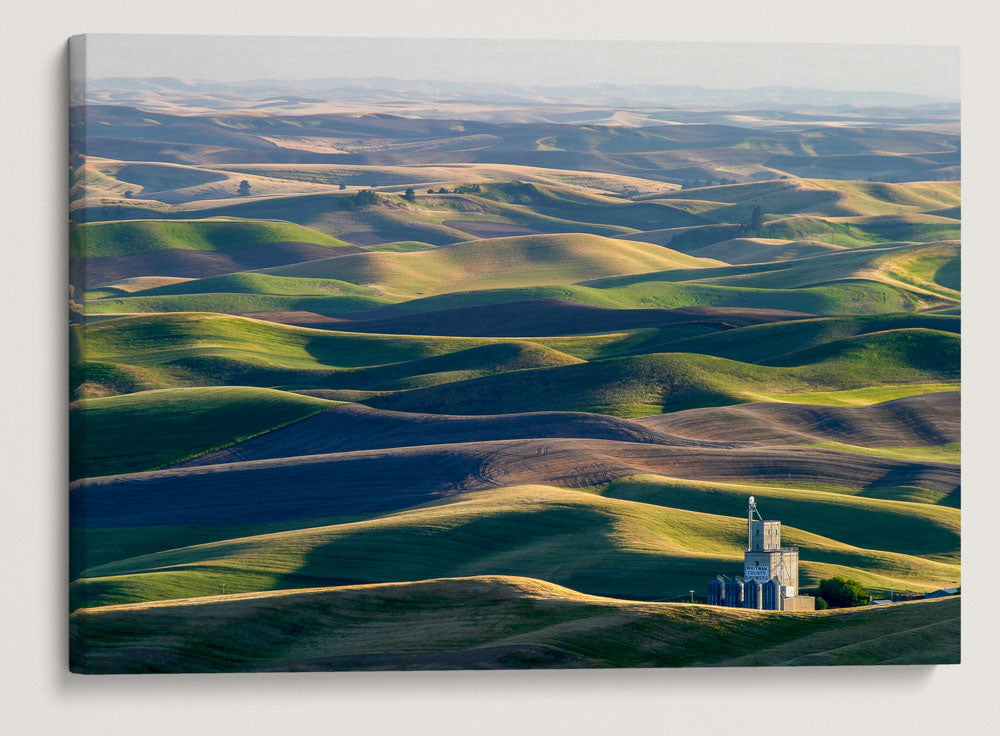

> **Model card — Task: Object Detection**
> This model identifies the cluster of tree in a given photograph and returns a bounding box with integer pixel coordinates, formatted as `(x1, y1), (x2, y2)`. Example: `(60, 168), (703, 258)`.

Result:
(237, 180), (252, 197)
(740, 204), (765, 236)
(403, 188), (416, 201)
(680, 176), (736, 189)
(501, 181), (543, 204)
(428, 183), (484, 195)
(336, 189), (380, 210)
(865, 175), (902, 183)
(816, 577), (870, 608)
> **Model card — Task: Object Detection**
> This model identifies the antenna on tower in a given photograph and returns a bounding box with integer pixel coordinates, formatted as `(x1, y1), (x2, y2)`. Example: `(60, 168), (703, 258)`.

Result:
(747, 496), (762, 551)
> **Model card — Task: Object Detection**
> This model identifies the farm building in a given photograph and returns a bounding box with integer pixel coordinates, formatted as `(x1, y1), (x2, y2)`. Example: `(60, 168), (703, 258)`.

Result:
(706, 497), (815, 612)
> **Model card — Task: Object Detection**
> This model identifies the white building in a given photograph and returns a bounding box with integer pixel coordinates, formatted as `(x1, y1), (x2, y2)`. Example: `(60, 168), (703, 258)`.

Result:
(707, 497), (815, 611)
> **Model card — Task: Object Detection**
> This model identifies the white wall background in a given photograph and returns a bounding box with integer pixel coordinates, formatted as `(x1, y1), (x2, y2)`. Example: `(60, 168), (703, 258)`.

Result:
(2, 2), (997, 734)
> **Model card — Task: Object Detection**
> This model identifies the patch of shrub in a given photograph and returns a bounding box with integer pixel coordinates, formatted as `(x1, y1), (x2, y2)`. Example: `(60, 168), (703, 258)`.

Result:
(337, 189), (380, 210)
(817, 577), (869, 608)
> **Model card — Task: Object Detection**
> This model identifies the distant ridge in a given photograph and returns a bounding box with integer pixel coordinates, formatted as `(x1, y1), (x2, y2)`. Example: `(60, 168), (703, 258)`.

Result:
(81, 77), (958, 111)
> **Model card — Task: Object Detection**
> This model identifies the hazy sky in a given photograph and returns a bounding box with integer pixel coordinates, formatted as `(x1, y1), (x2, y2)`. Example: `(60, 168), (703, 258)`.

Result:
(76, 35), (960, 99)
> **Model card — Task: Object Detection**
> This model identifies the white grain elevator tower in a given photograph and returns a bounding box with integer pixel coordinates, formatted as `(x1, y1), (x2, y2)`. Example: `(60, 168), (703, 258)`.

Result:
(741, 496), (814, 611)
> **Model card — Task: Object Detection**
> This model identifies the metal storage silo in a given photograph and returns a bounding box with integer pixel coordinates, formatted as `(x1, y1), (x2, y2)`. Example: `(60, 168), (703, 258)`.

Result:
(743, 578), (762, 609)
(724, 577), (745, 608)
(706, 575), (726, 605)
(762, 577), (783, 611)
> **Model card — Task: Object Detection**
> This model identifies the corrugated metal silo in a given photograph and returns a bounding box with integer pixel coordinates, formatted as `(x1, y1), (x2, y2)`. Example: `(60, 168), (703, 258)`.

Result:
(724, 577), (745, 608)
(706, 575), (726, 605)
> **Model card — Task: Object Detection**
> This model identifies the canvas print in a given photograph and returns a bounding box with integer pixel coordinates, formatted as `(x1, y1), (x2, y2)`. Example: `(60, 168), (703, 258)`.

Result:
(68, 35), (960, 673)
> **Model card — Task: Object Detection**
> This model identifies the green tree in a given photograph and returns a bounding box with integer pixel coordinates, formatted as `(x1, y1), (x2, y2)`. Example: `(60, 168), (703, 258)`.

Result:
(237, 180), (252, 197)
(336, 189), (380, 211)
(746, 204), (764, 235)
(354, 189), (379, 207)
(814, 596), (829, 610)
(403, 187), (416, 201)
(817, 577), (869, 608)
(339, 182), (347, 190)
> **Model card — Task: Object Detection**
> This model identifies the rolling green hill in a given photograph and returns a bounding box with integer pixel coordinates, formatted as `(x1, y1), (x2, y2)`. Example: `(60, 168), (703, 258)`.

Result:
(83, 272), (394, 318)
(357, 279), (936, 318)
(585, 241), (960, 295)
(74, 312), (597, 394)
(82, 279), (939, 320)
(71, 483), (959, 611)
(85, 189), (646, 243)
(70, 387), (336, 479)
(364, 240), (438, 252)
(338, 341), (585, 390)
(598, 475), (958, 560)
(465, 181), (709, 229)
(69, 576), (960, 673)
(627, 214), (961, 254)
(75, 310), (958, 405)
(656, 178), (961, 219)
(83, 292), (391, 318)
(70, 103), (962, 673)
(737, 383), (960, 407)
(131, 272), (378, 297)
(84, 241), (954, 319)
(639, 313), (960, 364)
(80, 313), (491, 368)
(759, 214), (960, 248)
(689, 238), (845, 264)
(70, 217), (352, 258)
(264, 233), (721, 298)
(368, 329), (959, 416)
